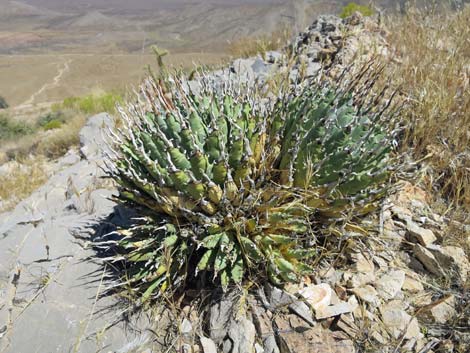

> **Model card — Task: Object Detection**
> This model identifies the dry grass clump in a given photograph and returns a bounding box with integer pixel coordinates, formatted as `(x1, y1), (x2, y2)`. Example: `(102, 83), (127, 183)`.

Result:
(35, 115), (86, 159)
(385, 5), (470, 208)
(228, 27), (292, 59)
(0, 158), (47, 212)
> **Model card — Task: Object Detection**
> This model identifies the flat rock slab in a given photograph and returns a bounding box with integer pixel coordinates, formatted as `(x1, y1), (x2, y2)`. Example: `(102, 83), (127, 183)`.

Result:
(0, 114), (154, 353)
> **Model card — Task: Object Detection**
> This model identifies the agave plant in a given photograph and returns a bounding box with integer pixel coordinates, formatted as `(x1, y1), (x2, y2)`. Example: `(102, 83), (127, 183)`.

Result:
(105, 66), (398, 301)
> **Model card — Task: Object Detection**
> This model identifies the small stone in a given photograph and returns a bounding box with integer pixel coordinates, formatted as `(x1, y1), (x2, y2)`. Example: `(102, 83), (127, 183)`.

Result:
(264, 284), (296, 311)
(419, 295), (456, 324)
(391, 205), (413, 223)
(351, 285), (380, 306)
(251, 58), (269, 75)
(375, 270), (405, 300)
(227, 318), (256, 353)
(288, 301), (316, 326)
(413, 244), (445, 276)
(263, 335), (280, 353)
(275, 322), (354, 353)
(298, 283), (332, 310)
(380, 302), (422, 340)
(305, 62), (321, 77)
(200, 337), (218, 353)
(343, 271), (375, 288)
(315, 300), (355, 320)
(427, 245), (470, 282)
(337, 314), (360, 338)
(406, 221), (436, 246)
(255, 343), (264, 353)
(352, 252), (375, 273)
(402, 275), (424, 293)
(181, 318), (193, 336)
(410, 292), (434, 307)
(251, 304), (274, 337)
(266, 51), (282, 64)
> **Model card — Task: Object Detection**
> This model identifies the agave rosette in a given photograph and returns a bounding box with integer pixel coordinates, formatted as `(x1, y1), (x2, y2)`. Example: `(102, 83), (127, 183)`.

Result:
(105, 67), (398, 301)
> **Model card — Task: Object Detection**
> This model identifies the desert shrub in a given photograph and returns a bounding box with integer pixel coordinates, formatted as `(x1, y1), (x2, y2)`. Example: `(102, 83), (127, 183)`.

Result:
(0, 96), (8, 109)
(105, 66), (399, 301)
(0, 115), (35, 142)
(37, 111), (67, 128)
(340, 2), (374, 18)
(43, 120), (62, 130)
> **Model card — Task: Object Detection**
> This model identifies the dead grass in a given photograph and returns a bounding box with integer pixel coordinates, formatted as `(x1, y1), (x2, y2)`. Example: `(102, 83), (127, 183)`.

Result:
(0, 157), (47, 212)
(228, 27), (292, 59)
(35, 114), (86, 159)
(384, 5), (470, 208)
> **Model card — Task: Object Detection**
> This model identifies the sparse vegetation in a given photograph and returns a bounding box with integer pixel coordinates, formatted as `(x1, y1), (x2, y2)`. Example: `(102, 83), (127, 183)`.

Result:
(0, 158), (47, 212)
(228, 27), (292, 59)
(385, 6), (470, 208)
(53, 92), (123, 115)
(0, 115), (35, 142)
(340, 2), (374, 19)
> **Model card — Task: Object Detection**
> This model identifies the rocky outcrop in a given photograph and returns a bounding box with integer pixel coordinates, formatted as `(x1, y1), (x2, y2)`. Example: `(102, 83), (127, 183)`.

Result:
(0, 114), (156, 353)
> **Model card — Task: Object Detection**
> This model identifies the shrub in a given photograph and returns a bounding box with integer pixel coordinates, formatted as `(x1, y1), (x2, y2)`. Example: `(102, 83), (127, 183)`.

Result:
(37, 111), (67, 128)
(0, 115), (35, 142)
(105, 66), (399, 302)
(43, 119), (62, 130)
(340, 2), (374, 19)
(0, 96), (8, 109)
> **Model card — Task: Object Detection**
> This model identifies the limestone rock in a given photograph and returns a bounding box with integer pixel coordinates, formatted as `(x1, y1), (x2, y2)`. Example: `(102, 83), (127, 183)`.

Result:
(379, 301), (422, 340)
(275, 316), (355, 353)
(343, 271), (375, 288)
(351, 285), (380, 306)
(266, 51), (283, 64)
(209, 292), (238, 343)
(298, 283), (332, 311)
(288, 301), (316, 326)
(315, 296), (358, 320)
(402, 275), (424, 293)
(406, 221), (436, 246)
(427, 245), (470, 282)
(263, 284), (296, 311)
(375, 270), (405, 301)
(79, 112), (113, 160)
(418, 295), (456, 324)
(226, 317), (256, 353)
(200, 337), (218, 353)
(0, 113), (157, 353)
(413, 244), (445, 276)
